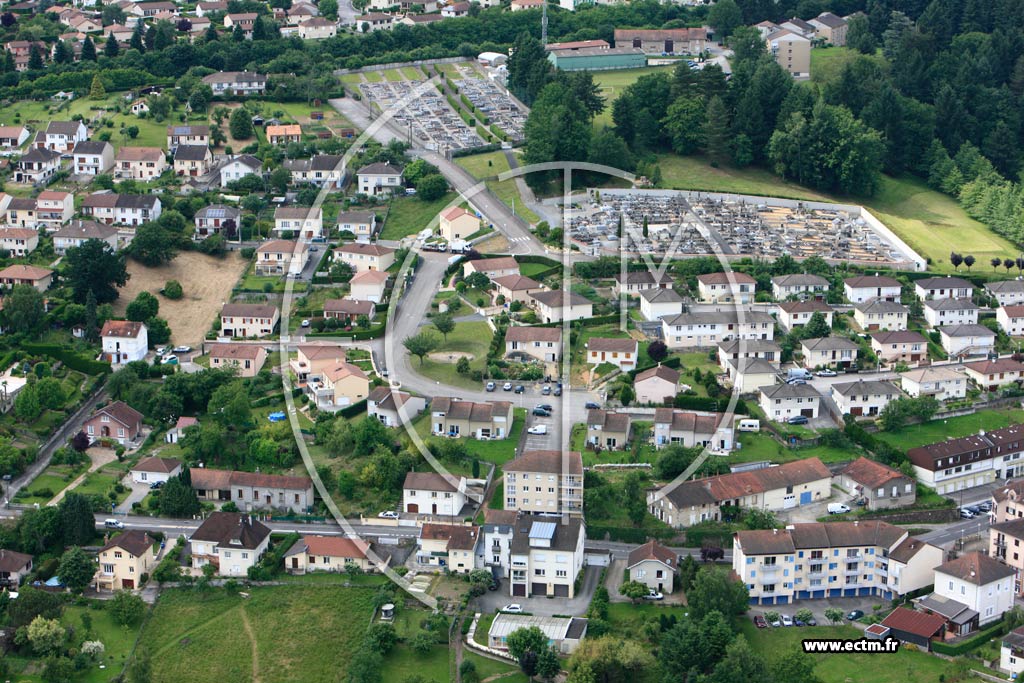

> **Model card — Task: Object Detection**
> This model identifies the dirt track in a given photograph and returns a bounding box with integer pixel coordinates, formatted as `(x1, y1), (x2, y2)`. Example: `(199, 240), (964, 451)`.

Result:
(112, 251), (248, 349)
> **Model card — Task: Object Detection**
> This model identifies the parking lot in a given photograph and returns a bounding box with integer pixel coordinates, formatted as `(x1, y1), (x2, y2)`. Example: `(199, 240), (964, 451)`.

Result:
(474, 565), (601, 617)
(747, 595), (880, 629)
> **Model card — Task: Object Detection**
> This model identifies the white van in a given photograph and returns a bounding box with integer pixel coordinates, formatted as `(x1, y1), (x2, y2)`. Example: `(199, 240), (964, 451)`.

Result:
(827, 503), (851, 515)
(104, 518), (124, 529)
(737, 419), (760, 433)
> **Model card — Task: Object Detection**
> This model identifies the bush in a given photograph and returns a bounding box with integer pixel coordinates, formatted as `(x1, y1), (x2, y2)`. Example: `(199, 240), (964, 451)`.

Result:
(163, 281), (183, 299)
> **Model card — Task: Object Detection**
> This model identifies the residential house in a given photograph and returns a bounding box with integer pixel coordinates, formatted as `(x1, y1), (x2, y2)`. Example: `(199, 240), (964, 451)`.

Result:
(333, 242), (395, 272)
(717, 338), (782, 369)
(505, 326), (562, 364)
(403, 471), (468, 516)
(289, 344), (346, 384)
(441, 1), (469, 16)
(224, 12), (257, 36)
(165, 417), (197, 445)
(349, 270), (390, 303)
(854, 299), (909, 331)
(0, 228), (38, 257)
(766, 28), (811, 77)
(323, 297), (375, 324)
(585, 337), (638, 371)
(416, 523), (479, 573)
(93, 530), (156, 591)
(166, 125), (210, 151)
(196, 1), (229, 16)
(2, 197), (31, 227)
(998, 305), (1024, 336)
(801, 336), (859, 369)
(634, 365), (680, 404)
(809, 11), (847, 45)
(0, 264), (52, 291)
(990, 480), (1024, 524)
(652, 408), (733, 451)
(906, 424), (1024, 494)
(733, 521), (942, 604)
(896, 366), (964, 401)
(492, 275), (545, 305)
(780, 16), (816, 37)
(831, 380), (901, 418)
(725, 357), (779, 394)
(208, 343), (267, 378)
(925, 298), (978, 328)
(114, 147), (168, 181)
(267, 124), (302, 145)
(878, 608), (946, 651)
(189, 512), (272, 576)
(844, 275), (902, 304)
(1001, 626), (1024, 676)
(298, 17), (337, 39)
(3, 40), (46, 71)
(759, 382), (821, 420)
(0, 549), (32, 588)
(273, 206), (323, 239)
(510, 0), (544, 10)
(173, 144), (213, 177)
(488, 614), (588, 655)
(355, 13), (393, 31)
(71, 140), (114, 176)
(0, 125), (29, 148)
(431, 397), (514, 439)
(870, 330), (928, 365)
(220, 302), (279, 338)
(356, 162), (403, 195)
(284, 535), (374, 574)
(638, 287), (685, 322)
(613, 27), (707, 54)
(283, 155), (346, 189)
(837, 457), (916, 510)
(586, 410), (631, 450)
(35, 190), (73, 230)
(219, 154), (263, 188)
(81, 193), (162, 226)
(650, 458), (832, 528)
(696, 272), (756, 304)
(463, 257), (519, 279)
(38, 120), (87, 152)
(190, 469), (314, 513)
(964, 359), (1024, 392)
(310, 361), (369, 408)
(939, 324), (996, 358)
(254, 239), (310, 276)
(915, 276), (973, 301)
(101, 320), (148, 364)
(201, 71), (268, 95)
(193, 204), (240, 240)
(507, 514), (585, 597)
(989, 518), (1024, 595)
(613, 270), (674, 298)
(137, 1), (178, 16)
(988, 280), (1024, 307)
(627, 540), (677, 594)
(662, 311), (776, 349)
(777, 300), (834, 331)
(14, 147), (61, 185)
(84, 401), (143, 445)
(439, 206), (478, 242)
(367, 386), (426, 427)
(529, 291), (593, 324)
(397, 14), (446, 27)
(336, 211), (377, 242)
(924, 552), (1015, 633)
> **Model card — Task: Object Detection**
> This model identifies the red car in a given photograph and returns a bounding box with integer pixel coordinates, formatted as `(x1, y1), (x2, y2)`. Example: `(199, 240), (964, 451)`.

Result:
(753, 615), (768, 629)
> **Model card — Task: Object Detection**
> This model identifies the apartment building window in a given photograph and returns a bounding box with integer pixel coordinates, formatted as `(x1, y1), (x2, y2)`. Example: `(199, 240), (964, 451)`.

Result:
(534, 569), (545, 577)
(114, 551), (123, 559)
(102, 564), (114, 573)
(763, 584), (775, 593)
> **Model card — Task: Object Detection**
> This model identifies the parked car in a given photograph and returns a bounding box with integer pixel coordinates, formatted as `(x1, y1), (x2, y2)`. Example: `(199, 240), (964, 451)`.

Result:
(585, 402), (600, 410)
(488, 579), (499, 591)
(781, 614), (794, 627)
(161, 355), (179, 365)
(786, 415), (809, 425)
(173, 346), (192, 353)
(527, 425), (548, 435)
(155, 346), (170, 356)
(553, 386), (562, 396)
(502, 382), (513, 391)
(536, 404), (553, 413)
(753, 615), (768, 629)
(960, 508), (976, 519)
(806, 617), (818, 626)
(794, 616), (806, 627)
(978, 501), (993, 512)
(532, 408), (551, 417)
(769, 615), (782, 627)
(502, 604), (523, 613)
(485, 382), (496, 392)
(847, 610), (864, 621)
(828, 503), (851, 515)
(541, 385), (551, 395)
(643, 590), (664, 601)
(815, 369), (837, 377)
(786, 378), (807, 386)
(301, 319), (310, 328)
(514, 385), (525, 394)
(378, 511), (400, 519)
(104, 519), (124, 529)
(149, 481), (164, 490)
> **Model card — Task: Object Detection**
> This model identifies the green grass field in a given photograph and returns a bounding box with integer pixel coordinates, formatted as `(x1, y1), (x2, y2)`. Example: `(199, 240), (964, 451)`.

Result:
(382, 68), (405, 82)
(732, 432), (863, 465)
(415, 321), (494, 390)
(592, 66), (675, 129)
(455, 150), (543, 225)
(874, 408), (1024, 451)
(810, 46), (886, 84)
(380, 191), (458, 240)
(401, 66), (424, 80)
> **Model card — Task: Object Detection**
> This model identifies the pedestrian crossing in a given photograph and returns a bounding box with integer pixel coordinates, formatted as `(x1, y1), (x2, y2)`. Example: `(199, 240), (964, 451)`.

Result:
(508, 236), (532, 243)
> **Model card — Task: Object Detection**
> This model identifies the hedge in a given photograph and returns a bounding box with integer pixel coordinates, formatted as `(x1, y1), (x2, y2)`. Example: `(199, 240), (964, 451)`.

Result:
(586, 524), (674, 544)
(338, 399), (368, 419)
(452, 142), (503, 158)
(515, 255), (561, 267)
(681, 522), (740, 548)
(931, 619), (1008, 656)
(490, 124), (507, 141)
(536, 314), (619, 329)
(628, 355), (682, 379)
(22, 343), (111, 375)
(460, 93), (473, 111)
(673, 395), (749, 415)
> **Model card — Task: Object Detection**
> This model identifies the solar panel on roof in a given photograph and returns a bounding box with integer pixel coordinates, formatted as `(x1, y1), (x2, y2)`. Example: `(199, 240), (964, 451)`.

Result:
(206, 208), (225, 218)
(529, 521), (556, 540)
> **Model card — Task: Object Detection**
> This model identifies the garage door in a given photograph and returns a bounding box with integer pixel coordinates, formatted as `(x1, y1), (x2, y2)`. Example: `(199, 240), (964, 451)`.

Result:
(850, 407), (863, 416)
(122, 579), (134, 589)
(782, 495), (796, 509)
(407, 504), (418, 513)
(512, 583), (526, 597)
(799, 491), (812, 505)
(801, 409), (814, 417)
(531, 582), (547, 597)
(553, 584), (569, 597)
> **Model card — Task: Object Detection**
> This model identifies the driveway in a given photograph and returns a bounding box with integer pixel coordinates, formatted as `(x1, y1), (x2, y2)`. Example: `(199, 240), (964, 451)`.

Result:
(748, 595), (881, 628)
(116, 477), (151, 514)
(473, 565), (601, 617)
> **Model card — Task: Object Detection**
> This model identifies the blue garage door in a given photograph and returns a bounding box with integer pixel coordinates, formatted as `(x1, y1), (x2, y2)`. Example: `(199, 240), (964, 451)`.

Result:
(799, 491), (812, 505)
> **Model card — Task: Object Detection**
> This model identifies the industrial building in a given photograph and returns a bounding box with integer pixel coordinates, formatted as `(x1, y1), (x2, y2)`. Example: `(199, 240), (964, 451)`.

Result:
(547, 46), (646, 72)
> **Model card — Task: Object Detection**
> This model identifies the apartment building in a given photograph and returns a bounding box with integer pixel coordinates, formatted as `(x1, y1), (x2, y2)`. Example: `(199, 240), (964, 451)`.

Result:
(503, 450), (584, 517)
(662, 310), (776, 349)
(696, 272), (756, 304)
(189, 512), (271, 577)
(907, 424), (1024, 494)
(508, 515), (585, 598)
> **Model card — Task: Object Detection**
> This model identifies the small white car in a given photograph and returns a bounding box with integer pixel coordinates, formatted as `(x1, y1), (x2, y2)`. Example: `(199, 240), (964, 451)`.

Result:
(155, 346), (170, 356)
(103, 518), (124, 529)
(527, 425), (548, 435)
(643, 590), (664, 601)
(503, 382), (513, 391)
(173, 346), (192, 353)
(301, 319), (311, 328)
(781, 614), (794, 627)
(378, 511), (400, 519)
(502, 604), (523, 613)
(816, 369), (838, 377)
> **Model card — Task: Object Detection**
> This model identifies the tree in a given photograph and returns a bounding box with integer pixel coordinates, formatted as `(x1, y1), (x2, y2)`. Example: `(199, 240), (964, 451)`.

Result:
(104, 33), (119, 58)
(507, 626), (547, 672)
(708, 0), (743, 37)
(663, 96), (705, 155)
(686, 568), (748, 620)
(127, 648), (152, 683)
(802, 311), (831, 339)
(771, 646), (821, 683)
(416, 174), (448, 201)
(131, 225), (177, 266)
(158, 474), (200, 517)
(66, 240), (130, 304)
(53, 40), (71, 64)
(146, 317), (171, 346)
(659, 611), (734, 678)
(963, 255), (976, 272)
(90, 74), (106, 99)
(42, 657), (75, 683)
(707, 635), (766, 683)
(992, 257), (1002, 271)
(230, 108), (254, 140)
(363, 623), (397, 654)
(824, 607), (845, 624)
(110, 590), (145, 626)
(619, 384), (634, 407)
(619, 580), (649, 603)
(646, 340), (668, 363)
(4, 284), (45, 336)
(456, 356), (471, 375)
(126, 291), (160, 322)
(536, 647), (560, 682)
(59, 493), (96, 547)
(28, 616), (65, 655)
(846, 14), (876, 54)
(13, 385), (40, 421)
(408, 632), (435, 655)
(432, 312), (455, 342)
(164, 280), (183, 299)
(403, 331), (439, 365)
(319, 0), (338, 19)
(586, 130), (634, 172)
(57, 546), (96, 593)
(703, 95), (731, 164)
(188, 87), (209, 113)
(71, 431), (90, 452)
(950, 252), (963, 270)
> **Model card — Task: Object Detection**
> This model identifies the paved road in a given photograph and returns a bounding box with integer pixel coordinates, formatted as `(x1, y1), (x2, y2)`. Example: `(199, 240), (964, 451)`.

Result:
(919, 516), (990, 548)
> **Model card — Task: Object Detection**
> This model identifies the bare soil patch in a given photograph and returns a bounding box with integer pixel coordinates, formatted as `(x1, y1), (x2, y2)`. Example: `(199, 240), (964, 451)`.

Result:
(113, 251), (248, 349)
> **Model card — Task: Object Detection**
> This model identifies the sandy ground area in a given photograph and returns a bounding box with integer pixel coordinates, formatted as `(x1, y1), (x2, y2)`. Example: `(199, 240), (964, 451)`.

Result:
(113, 251), (248, 349)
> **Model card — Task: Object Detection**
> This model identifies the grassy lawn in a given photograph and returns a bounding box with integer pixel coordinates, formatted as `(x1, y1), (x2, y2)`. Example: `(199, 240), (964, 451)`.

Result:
(382, 68), (405, 82)
(732, 432), (863, 465)
(592, 66), (675, 129)
(739, 620), (972, 683)
(455, 150), (542, 225)
(363, 70), (383, 82)
(380, 191), (458, 240)
(140, 586), (376, 683)
(16, 462), (88, 504)
(810, 46), (886, 84)
(874, 408), (1024, 451)
(239, 272), (287, 293)
(73, 468), (132, 505)
(412, 407), (525, 467)
(415, 321), (493, 390)
(519, 261), (557, 279)
(606, 602), (689, 636)
(401, 66), (424, 80)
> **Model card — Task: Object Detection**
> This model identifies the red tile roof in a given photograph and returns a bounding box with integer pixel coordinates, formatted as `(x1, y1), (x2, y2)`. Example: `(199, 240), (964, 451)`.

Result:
(881, 607), (945, 638)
